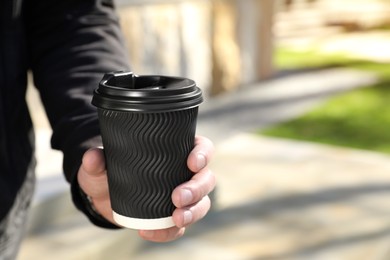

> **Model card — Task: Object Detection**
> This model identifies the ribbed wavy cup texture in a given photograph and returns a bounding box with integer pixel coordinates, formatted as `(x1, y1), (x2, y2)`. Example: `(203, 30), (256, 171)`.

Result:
(98, 107), (198, 229)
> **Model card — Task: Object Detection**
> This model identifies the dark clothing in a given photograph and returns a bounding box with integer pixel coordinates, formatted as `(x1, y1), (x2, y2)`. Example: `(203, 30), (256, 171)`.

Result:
(0, 0), (130, 227)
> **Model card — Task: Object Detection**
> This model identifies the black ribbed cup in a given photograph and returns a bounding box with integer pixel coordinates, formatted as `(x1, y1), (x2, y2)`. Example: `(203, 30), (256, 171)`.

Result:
(92, 72), (203, 230)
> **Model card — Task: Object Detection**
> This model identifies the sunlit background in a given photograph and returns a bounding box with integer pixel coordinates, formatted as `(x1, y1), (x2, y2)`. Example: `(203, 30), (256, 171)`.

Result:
(19, 0), (390, 259)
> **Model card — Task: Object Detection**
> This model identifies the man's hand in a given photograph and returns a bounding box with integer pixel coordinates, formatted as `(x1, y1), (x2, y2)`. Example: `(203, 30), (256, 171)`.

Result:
(77, 135), (216, 242)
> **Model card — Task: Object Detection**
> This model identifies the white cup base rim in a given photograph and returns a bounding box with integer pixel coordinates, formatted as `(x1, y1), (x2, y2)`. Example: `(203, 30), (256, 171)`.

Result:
(113, 211), (175, 230)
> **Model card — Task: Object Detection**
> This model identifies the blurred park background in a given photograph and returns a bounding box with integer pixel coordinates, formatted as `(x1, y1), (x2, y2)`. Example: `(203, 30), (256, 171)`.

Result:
(18, 0), (390, 259)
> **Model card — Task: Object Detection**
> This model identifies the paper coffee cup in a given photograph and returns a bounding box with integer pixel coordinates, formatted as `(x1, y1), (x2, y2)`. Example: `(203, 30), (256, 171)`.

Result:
(92, 72), (203, 230)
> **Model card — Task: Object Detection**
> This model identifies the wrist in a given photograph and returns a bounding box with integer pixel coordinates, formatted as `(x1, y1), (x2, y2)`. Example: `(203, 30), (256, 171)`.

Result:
(71, 177), (121, 229)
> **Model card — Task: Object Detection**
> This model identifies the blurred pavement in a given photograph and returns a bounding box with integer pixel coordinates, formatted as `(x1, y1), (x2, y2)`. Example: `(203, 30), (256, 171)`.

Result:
(18, 27), (390, 259)
(19, 64), (390, 259)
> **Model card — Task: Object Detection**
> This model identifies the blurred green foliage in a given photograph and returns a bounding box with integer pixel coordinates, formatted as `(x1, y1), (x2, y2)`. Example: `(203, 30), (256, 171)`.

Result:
(260, 48), (390, 153)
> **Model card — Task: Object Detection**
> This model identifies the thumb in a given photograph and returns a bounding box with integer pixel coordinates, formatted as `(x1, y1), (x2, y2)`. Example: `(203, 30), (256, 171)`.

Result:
(77, 148), (109, 200)
(81, 147), (106, 176)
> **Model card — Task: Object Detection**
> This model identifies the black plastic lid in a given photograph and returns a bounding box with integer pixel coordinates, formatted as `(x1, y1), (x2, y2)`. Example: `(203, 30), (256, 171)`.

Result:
(92, 72), (203, 112)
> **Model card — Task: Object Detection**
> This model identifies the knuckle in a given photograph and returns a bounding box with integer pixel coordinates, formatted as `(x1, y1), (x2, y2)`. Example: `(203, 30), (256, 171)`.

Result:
(190, 196), (211, 221)
(188, 169), (216, 201)
(206, 169), (216, 189)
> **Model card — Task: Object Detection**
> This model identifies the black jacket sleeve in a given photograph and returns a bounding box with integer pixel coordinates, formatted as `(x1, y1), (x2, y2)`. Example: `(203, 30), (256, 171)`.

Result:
(25, 0), (130, 228)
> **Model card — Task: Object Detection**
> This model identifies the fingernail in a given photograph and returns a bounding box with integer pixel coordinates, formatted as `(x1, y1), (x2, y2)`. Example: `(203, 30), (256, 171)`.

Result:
(183, 210), (193, 225)
(197, 153), (207, 170)
(181, 189), (193, 206)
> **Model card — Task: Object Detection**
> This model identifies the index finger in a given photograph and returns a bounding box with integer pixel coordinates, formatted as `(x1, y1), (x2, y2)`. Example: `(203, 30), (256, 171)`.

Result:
(187, 136), (214, 172)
